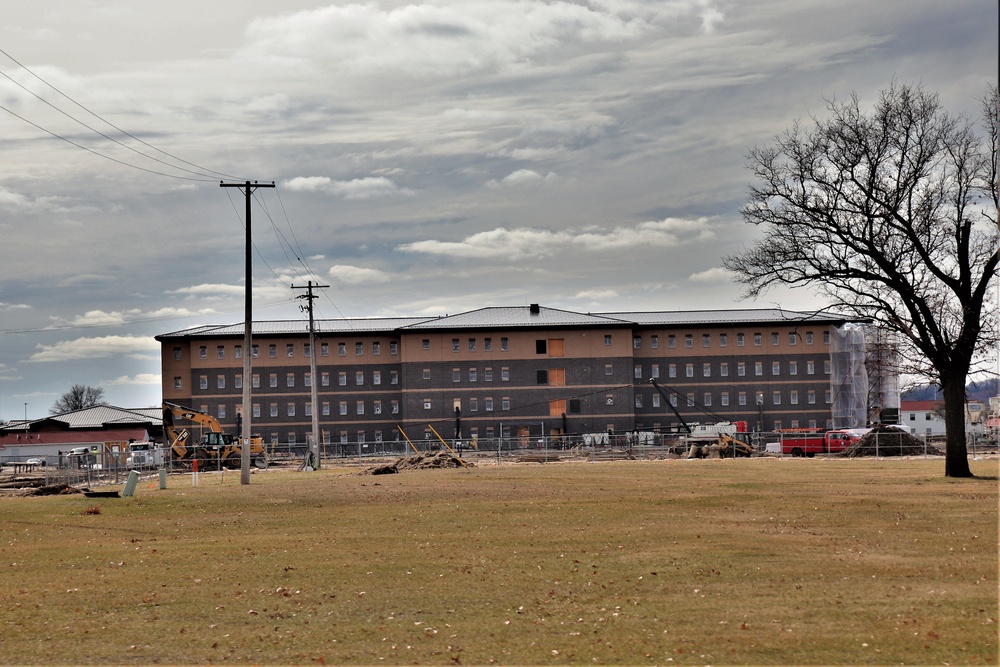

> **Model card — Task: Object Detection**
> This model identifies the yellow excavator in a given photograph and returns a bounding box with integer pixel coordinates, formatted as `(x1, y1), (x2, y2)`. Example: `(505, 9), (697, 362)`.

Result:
(162, 402), (269, 469)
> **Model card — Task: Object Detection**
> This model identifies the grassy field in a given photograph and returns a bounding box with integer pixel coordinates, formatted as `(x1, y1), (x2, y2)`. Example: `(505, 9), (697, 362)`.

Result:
(1, 458), (996, 665)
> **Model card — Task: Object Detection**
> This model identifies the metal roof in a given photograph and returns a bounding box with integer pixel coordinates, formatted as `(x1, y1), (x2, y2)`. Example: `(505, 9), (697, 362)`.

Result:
(5, 405), (162, 431)
(400, 306), (631, 330)
(597, 308), (856, 326)
(157, 318), (432, 339)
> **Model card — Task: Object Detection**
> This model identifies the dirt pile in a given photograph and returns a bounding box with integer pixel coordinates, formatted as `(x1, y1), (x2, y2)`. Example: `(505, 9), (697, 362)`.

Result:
(840, 426), (943, 457)
(369, 451), (470, 474)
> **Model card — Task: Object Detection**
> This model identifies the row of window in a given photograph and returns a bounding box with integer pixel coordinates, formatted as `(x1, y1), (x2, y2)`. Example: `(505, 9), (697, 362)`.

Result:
(642, 359), (831, 380)
(206, 396), (513, 421)
(637, 388), (833, 409)
(632, 330), (830, 350)
(182, 368), (404, 392)
(189, 340), (401, 361)
(258, 426), (504, 446)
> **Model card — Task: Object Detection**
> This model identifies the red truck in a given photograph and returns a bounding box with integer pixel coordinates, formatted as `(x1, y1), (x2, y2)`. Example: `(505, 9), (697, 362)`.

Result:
(775, 429), (865, 457)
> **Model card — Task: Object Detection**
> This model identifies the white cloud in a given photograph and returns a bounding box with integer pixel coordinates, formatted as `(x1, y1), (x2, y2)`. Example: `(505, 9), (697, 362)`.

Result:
(400, 217), (718, 259)
(29, 335), (160, 363)
(107, 373), (162, 386)
(283, 176), (414, 199)
(168, 284), (246, 299)
(0, 302), (32, 311)
(574, 289), (620, 300)
(328, 265), (392, 285)
(487, 169), (558, 188)
(688, 266), (738, 283)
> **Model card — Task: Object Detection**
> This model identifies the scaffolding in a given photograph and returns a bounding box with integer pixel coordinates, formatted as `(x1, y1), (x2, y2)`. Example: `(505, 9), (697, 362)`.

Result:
(830, 324), (869, 429)
(865, 326), (901, 424)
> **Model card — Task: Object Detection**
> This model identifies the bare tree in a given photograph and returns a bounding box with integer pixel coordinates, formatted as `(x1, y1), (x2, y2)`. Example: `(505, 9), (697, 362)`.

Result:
(725, 82), (999, 478)
(50, 384), (106, 414)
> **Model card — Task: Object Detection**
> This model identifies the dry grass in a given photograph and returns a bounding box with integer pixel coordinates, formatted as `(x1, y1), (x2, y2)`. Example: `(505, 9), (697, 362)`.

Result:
(1, 458), (996, 665)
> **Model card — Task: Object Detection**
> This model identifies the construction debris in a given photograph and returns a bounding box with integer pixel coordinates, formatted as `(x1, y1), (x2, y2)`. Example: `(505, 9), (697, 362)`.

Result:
(840, 426), (944, 457)
(368, 450), (470, 474)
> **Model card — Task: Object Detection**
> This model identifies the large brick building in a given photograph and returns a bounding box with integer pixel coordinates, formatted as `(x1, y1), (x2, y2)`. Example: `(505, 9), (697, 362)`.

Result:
(156, 305), (861, 449)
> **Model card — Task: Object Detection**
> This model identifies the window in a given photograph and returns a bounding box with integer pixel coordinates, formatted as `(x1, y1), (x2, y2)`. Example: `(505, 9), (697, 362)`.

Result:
(685, 334), (693, 348)
(304, 403), (312, 417)
(536, 339), (547, 354)
(605, 363), (614, 376)
(501, 367), (510, 381)
(772, 391), (781, 405)
(790, 390), (799, 405)
(218, 405), (227, 419)
(484, 337), (492, 352)
(771, 333), (779, 346)
(391, 400), (399, 414)
(253, 374), (260, 388)
(423, 368), (431, 380)
(720, 392), (729, 407)
(823, 330), (831, 344)
(502, 398), (511, 411)
(604, 335), (612, 346)
(199, 375), (208, 390)
(789, 332), (797, 346)
(452, 368), (461, 383)
(669, 395), (678, 407)
(252, 344), (259, 358)
(703, 392), (712, 407)
(390, 341), (398, 355)
(736, 333), (745, 347)
(754, 333), (762, 346)
(685, 363), (694, 378)
(373, 371), (381, 385)
(173, 346), (182, 361)
(303, 373), (311, 388)
(686, 393), (695, 407)
(371, 341), (380, 356)
(789, 361), (798, 375)
(634, 365), (643, 379)
(424, 399), (432, 410)
(253, 404), (261, 418)
(468, 338), (476, 352)
(235, 345), (242, 359)
(536, 370), (549, 385)
(271, 404), (280, 418)
(651, 335), (659, 349)
(702, 334), (710, 348)
(501, 337), (509, 350)
(772, 361), (780, 376)
(720, 362), (728, 377)
(568, 399), (581, 414)
(469, 398), (478, 412)
(356, 371), (364, 386)
(808, 390), (816, 405)
(452, 338), (460, 352)
(287, 343), (295, 357)
(469, 368), (477, 382)
(235, 375), (243, 389)
(304, 343), (311, 358)
(668, 335), (676, 348)
(754, 362), (763, 376)
(703, 363), (711, 377)
(738, 391), (747, 406)
(288, 403), (296, 417)
(199, 346), (207, 359)
(824, 360), (832, 375)
(484, 368), (493, 382)
(338, 371), (347, 386)
(269, 344), (277, 358)
(651, 363), (660, 379)
(635, 395), (643, 408)
(270, 373), (278, 388)
(807, 360), (816, 375)
(174, 376), (182, 390)
(321, 343), (329, 357)
(652, 394), (660, 408)
(287, 372), (295, 387)
(805, 331), (814, 345)
(356, 342), (364, 356)
(322, 402), (330, 416)
(356, 401), (365, 415)
(339, 401), (348, 416)
(289, 432), (298, 445)
(633, 336), (642, 349)
(321, 372), (330, 387)
(485, 397), (494, 412)
(737, 362), (745, 377)
(338, 342), (347, 356)
(217, 345), (225, 359)
(668, 363), (677, 378)
(391, 370), (399, 385)
(825, 390), (833, 404)
(719, 333), (728, 347)
(422, 339), (430, 350)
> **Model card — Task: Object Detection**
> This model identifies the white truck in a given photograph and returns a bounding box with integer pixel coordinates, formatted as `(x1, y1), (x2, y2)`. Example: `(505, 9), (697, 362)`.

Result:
(126, 441), (164, 469)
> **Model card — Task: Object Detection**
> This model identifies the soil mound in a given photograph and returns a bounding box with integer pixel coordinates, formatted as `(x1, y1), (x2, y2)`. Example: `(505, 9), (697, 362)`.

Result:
(369, 451), (470, 474)
(840, 426), (943, 457)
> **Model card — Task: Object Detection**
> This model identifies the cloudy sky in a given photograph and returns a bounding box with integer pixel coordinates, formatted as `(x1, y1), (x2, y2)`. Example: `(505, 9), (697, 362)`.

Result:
(0, 0), (996, 418)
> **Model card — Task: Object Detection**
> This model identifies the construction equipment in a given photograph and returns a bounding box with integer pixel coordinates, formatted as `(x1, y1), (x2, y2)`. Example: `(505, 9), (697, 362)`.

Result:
(648, 379), (754, 457)
(162, 402), (269, 469)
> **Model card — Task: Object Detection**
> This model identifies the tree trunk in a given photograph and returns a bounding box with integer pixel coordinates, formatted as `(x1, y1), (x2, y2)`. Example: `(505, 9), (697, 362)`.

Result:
(941, 375), (972, 478)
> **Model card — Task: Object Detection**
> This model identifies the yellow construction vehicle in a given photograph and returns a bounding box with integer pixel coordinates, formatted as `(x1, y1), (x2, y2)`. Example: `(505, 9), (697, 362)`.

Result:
(162, 402), (269, 469)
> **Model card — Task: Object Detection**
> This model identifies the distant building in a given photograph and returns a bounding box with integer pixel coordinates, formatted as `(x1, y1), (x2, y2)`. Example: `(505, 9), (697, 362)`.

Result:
(155, 305), (869, 449)
(0, 406), (162, 461)
(900, 399), (989, 439)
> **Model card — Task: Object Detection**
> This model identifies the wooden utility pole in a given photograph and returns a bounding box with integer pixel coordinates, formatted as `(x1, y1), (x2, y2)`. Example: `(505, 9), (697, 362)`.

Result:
(220, 180), (274, 485)
(292, 280), (328, 469)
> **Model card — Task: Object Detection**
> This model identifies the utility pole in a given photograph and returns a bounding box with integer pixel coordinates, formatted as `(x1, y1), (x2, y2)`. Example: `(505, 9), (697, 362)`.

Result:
(292, 280), (328, 469)
(220, 180), (275, 485)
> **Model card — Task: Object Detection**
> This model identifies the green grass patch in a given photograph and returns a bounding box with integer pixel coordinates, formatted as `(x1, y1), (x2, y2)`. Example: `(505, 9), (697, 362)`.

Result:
(1, 459), (996, 665)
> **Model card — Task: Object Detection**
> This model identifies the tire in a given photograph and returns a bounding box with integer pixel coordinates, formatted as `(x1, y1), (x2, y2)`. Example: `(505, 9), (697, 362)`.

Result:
(790, 447), (804, 457)
(253, 456), (269, 470)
